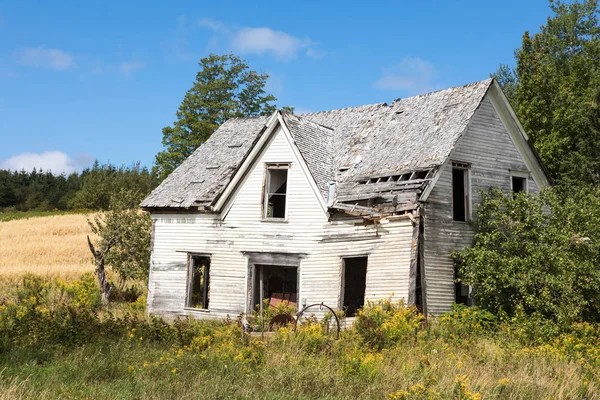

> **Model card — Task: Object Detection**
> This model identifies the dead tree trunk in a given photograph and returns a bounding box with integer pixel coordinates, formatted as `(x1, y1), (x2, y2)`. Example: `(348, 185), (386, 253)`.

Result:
(87, 235), (112, 305)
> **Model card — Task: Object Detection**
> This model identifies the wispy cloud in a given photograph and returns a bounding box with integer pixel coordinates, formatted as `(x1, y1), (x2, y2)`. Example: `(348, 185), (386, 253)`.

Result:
(0, 151), (93, 174)
(199, 19), (319, 61)
(162, 15), (197, 61)
(118, 60), (145, 76)
(17, 47), (75, 71)
(198, 17), (229, 33)
(374, 57), (440, 95)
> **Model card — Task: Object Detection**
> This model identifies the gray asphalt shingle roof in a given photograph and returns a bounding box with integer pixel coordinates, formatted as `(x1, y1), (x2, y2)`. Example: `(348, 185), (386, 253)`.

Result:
(142, 78), (492, 209)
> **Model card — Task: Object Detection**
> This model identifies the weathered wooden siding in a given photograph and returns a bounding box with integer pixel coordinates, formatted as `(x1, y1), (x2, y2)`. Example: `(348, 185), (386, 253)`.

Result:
(148, 124), (414, 319)
(423, 95), (541, 316)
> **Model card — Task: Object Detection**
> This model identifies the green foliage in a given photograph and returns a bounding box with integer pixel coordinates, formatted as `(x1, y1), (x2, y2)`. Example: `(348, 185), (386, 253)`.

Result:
(429, 304), (497, 341)
(354, 299), (423, 349)
(88, 189), (152, 284)
(493, 0), (600, 185)
(2, 281), (600, 399)
(453, 186), (600, 325)
(154, 54), (280, 181)
(69, 161), (157, 210)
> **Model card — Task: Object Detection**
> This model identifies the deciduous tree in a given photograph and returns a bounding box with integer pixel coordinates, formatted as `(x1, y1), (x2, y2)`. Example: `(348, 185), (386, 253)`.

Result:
(87, 190), (152, 303)
(154, 54), (279, 181)
(493, 0), (600, 185)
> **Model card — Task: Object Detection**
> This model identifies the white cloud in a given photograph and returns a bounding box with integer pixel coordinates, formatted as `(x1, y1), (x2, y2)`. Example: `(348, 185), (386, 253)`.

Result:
(118, 60), (145, 76)
(198, 17), (228, 32)
(0, 151), (89, 174)
(374, 57), (439, 94)
(17, 47), (75, 71)
(232, 27), (312, 61)
(199, 19), (317, 61)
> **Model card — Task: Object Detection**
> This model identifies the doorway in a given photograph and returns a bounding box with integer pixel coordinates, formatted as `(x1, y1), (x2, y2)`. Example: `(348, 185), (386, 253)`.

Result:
(341, 256), (368, 316)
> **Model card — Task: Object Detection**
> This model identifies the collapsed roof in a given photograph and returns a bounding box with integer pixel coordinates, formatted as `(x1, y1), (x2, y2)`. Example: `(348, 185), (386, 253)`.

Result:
(142, 79), (494, 215)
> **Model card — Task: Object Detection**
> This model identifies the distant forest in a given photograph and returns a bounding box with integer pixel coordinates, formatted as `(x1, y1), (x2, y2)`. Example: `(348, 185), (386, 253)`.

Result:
(0, 162), (158, 212)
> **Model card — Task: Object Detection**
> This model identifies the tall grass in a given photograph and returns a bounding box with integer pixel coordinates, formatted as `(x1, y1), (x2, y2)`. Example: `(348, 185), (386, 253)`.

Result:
(0, 213), (95, 279)
(0, 275), (598, 399)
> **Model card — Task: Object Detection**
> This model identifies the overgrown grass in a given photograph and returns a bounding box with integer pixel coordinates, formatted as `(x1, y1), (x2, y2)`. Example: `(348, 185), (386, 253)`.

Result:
(0, 275), (599, 399)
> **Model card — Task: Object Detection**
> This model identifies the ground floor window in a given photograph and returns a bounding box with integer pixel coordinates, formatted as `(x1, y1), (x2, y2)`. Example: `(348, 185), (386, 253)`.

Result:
(252, 264), (298, 310)
(454, 266), (470, 306)
(186, 255), (210, 309)
(341, 256), (368, 317)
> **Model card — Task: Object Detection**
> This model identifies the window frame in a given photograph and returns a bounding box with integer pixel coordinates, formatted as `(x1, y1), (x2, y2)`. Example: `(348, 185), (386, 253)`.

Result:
(185, 253), (211, 311)
(510, 170), (529, 194)
(451, 161), (472, 222)
(262, 163), (290, 221)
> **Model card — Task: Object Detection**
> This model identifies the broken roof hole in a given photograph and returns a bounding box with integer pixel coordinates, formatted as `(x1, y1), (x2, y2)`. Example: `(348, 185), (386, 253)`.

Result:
(399, 173), (411, 181)
(416, 170), (429, 179)
(206, 165), (220, 170)
(227, 143), (243, 148)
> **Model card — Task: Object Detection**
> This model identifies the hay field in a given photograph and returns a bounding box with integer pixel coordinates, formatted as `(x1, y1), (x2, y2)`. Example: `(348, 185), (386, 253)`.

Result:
(0, 213), (96, 279)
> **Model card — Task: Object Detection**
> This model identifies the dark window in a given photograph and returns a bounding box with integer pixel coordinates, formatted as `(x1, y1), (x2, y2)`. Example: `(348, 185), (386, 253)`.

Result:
(253, 265), (298, 310)
(512, 176), (527, 193)
(341, 257), (368, 317)
(187, 256), (210, 309)
(264, 165), (288, 219)
(454, 266), (470, 306)
(452, 165), (470, 222)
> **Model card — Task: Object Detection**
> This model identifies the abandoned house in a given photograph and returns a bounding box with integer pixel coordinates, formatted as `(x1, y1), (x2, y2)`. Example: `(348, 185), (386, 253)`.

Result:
(141, 78), (550, 320)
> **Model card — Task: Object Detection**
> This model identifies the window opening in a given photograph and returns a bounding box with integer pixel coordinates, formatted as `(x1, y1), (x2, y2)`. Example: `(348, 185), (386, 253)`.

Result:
(187, 256), (210, 309)
(253, 265), (298, 310)
(511, 176), (527, 194)
(341, 257), (368, 317)
(264, 165), (288, 219)
(454, 266), (470, 306)
(452, 163), (470, 222)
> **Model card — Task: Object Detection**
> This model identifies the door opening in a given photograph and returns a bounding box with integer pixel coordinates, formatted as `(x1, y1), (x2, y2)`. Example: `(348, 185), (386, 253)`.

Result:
(341, 256), (368, 317)
(252, 264), (298, 310)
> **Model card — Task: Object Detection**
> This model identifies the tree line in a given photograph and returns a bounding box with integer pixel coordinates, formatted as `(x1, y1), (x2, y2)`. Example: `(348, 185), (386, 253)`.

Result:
(0, 161), (158, 212)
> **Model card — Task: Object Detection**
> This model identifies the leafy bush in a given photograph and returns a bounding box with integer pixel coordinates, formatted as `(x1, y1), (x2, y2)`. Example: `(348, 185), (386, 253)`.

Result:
(453, 186), (600, 326)
(354, 299), (423, 349)
(428, 304), (497, 341)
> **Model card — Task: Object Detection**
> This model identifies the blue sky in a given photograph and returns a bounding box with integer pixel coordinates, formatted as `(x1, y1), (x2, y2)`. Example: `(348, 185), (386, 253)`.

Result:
(0, 0), (552, 174)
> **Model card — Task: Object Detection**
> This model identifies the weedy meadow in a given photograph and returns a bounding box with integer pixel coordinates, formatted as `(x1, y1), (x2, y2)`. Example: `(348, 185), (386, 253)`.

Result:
(0, 274), (598, 399)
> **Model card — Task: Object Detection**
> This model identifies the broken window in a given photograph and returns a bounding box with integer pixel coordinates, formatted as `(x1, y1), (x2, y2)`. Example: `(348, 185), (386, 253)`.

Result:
(186, 255), (210, 309)
(454, 266), (470, 306)
(263, 164), (289, 219)
(341, 256), (368, 317)
(253, 264), (298, 310)
(452, 162), (470, 222)
(511, 175), (527, 194)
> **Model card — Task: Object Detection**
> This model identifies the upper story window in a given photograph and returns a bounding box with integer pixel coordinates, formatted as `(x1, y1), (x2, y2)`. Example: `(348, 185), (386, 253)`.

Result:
(510, 171), (528, 194)
(452, 161), (471, 222)
(263, 163), (289, 219)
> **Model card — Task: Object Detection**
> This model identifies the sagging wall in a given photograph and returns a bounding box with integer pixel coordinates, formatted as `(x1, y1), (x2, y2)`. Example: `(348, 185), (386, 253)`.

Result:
(148, 125), (414, 319)
(423, 95), (541, 316)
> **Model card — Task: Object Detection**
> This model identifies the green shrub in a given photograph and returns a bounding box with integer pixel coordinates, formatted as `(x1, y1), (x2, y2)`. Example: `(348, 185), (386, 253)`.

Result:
(428, 304), (497, 341)
(453, 186), (600, 326)
(354, 299), (423, 349)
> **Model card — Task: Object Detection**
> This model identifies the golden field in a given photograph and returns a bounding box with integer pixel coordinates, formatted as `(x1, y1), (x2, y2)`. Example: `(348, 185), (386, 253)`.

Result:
(0, 213), (96, 279)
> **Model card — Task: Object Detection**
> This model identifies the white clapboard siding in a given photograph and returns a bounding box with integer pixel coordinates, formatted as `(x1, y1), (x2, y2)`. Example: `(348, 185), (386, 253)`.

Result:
(423, 95), (540, 316)
(148, 124), (414, 319)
